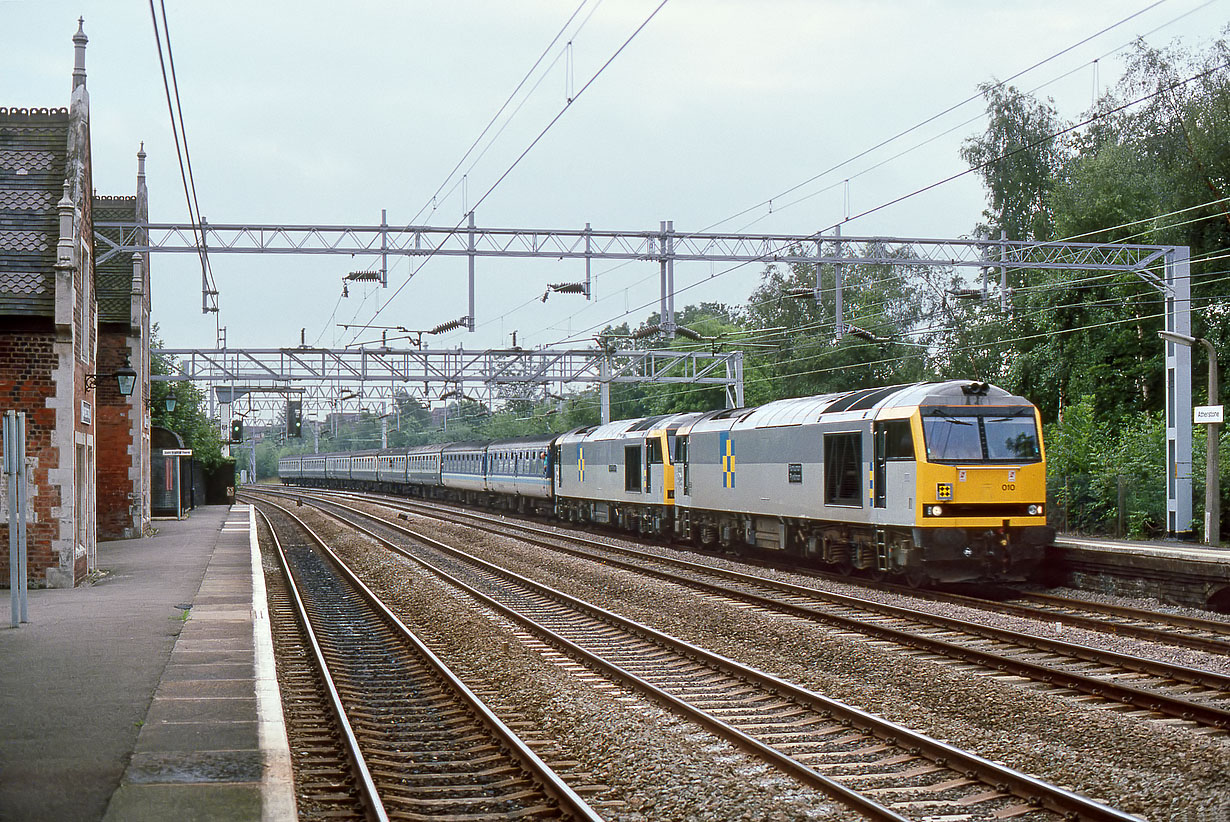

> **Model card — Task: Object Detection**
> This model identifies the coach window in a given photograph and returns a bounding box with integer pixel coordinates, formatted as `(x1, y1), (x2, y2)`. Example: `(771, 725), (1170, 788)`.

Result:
(824, 432), (862, 507)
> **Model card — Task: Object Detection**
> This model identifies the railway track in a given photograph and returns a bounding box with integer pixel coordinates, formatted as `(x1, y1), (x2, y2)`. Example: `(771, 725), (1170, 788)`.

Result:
(270, 487), (1229, 654)
(265, 487), (1230, 732)
(251, 496), (603, 822)
(989, 589), (1230, 651)
(254, 487), (1144, 822)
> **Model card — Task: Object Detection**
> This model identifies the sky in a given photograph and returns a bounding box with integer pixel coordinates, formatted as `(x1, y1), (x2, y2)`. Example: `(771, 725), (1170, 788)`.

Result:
(2, 0), (1227, 385)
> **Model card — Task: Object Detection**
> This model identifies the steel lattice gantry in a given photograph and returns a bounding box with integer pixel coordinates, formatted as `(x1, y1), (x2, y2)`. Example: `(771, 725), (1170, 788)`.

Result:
(153, 344), (744, 423)
(109, 218), (1193, 535)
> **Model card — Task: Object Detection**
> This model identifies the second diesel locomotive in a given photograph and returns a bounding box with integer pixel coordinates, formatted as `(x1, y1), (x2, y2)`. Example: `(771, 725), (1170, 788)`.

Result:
(280, 380), (1054, 585)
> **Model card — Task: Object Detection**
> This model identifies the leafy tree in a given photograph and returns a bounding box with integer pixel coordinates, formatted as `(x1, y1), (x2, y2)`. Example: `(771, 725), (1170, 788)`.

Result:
(742, 251), (938, 401)
(960, 81), (1065, 242)
(149, 326), (226, 470)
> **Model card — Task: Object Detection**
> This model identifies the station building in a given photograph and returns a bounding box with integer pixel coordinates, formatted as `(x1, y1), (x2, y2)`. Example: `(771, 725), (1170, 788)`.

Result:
(0, 21), (152, 587)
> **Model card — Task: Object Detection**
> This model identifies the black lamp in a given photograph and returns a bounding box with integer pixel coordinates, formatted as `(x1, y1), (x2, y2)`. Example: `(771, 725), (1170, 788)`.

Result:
(85, 355), (138, 396)
(147, 392), (177, 413)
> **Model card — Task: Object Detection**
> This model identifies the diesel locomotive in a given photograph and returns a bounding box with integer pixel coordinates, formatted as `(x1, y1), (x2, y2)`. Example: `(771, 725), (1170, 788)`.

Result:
(279, 380), (1054, 585)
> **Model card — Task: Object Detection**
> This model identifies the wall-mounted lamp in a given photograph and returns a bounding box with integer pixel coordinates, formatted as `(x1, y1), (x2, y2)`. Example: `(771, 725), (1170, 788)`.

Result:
(85, 356), (138, 396)
(147, 393), (177, 413)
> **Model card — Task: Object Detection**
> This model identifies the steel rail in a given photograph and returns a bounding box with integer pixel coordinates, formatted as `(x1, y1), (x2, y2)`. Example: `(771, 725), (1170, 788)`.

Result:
(280, 487), (1230, 728)
(272, 489), (1142, 822)
(252, 496), (606, 822)
(1013, 590), (1230, 639)
(262, 486), (1228, 652)
(255, 505), (390, 822)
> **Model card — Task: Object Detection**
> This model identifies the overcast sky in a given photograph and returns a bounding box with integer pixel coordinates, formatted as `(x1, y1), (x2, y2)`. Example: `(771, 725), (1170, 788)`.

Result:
(3, 0), (1226, 364)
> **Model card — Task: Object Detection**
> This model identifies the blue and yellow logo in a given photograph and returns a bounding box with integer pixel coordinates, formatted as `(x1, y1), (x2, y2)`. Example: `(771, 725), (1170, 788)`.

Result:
(578, 446), (585, 482)
(936, 482), (953, 500)
(720, 431), (735, 489)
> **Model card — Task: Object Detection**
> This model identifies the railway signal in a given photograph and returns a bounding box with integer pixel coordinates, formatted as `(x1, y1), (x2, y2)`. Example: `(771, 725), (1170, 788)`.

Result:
(287, 401), (302, 438)
(230, 418), (243, 443)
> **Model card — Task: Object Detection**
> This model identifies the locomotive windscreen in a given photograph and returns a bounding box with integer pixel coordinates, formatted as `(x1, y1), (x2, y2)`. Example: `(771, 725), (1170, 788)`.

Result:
(922, 407), (1040, 463)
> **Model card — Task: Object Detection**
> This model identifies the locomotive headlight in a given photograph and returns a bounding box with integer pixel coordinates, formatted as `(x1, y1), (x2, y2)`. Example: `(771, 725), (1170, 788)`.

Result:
(927, 504), (944, 517)
(1028, 504), (1043, 516)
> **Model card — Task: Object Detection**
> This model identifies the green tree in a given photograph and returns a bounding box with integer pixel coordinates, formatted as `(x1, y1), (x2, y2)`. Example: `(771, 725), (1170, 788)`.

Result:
(741, 250), (938, 402)
(960, 81), (1065, 242)
(149, 327), (226, 470)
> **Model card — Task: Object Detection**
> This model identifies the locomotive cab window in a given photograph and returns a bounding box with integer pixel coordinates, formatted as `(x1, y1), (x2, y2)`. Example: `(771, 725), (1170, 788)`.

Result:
(984, 415), (1041, 460)
(647, 437), (663, 465)
(923, 407), (1041, 463)
(824, 432), (862, 507)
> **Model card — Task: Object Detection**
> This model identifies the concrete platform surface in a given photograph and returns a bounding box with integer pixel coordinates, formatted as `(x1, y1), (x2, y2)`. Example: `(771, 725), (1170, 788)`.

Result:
(0, 504), (294, 822)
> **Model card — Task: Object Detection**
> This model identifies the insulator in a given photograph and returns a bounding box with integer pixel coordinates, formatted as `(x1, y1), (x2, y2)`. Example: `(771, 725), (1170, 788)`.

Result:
(429, 317), (468, 335)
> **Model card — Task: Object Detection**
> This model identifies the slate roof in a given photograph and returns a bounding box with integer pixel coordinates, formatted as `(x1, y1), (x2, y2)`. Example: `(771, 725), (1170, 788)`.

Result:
(94, 195), (136, 324)
(0, 107), (70, 317)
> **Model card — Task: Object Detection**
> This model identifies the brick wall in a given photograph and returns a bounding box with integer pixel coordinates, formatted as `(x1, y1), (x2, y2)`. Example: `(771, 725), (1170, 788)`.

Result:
(96, 328), (137, 539)
(0, 324), (63, 585)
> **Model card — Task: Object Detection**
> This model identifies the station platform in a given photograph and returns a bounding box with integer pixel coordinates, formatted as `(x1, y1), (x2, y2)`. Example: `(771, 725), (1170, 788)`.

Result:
(0, 504), (295, 822)
(1049, 534), (1230, 611)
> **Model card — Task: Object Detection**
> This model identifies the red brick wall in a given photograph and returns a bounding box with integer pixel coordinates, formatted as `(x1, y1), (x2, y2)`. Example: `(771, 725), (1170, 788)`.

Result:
(0, 324), (63, 585)
(96, 329), (136, 539)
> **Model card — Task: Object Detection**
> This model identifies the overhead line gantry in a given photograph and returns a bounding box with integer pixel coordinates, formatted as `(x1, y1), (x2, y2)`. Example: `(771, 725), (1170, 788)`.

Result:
(104, 216), (1195, 536)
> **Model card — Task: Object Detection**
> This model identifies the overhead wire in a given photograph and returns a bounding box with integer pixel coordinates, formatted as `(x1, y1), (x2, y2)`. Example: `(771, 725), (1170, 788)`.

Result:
(353, 0), (671, 341)
(407, 0), (599, 226)
(326, 1), (599, 350)
(697, 0), (1177, 234)
(147, 0), (218, 317)
(494, 1), (1218, 346)
(527, 55), (1230, 352)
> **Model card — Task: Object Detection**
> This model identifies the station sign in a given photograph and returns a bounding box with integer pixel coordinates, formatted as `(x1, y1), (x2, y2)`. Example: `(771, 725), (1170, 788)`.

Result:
(161, 449), (194, 456)
(1194, 405), (1223, 424)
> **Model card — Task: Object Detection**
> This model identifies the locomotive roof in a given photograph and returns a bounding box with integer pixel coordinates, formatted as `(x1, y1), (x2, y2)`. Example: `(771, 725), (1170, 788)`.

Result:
(683, 380), (1031, 432)
(556, 411), (704, 443)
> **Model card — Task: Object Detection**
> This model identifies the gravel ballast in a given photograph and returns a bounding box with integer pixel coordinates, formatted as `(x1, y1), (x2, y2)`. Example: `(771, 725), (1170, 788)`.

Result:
(286, 497), (1230, 820)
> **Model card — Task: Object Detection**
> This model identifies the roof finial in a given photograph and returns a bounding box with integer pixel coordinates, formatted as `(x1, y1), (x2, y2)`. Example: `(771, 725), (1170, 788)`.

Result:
(72, 18), (88, 90)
